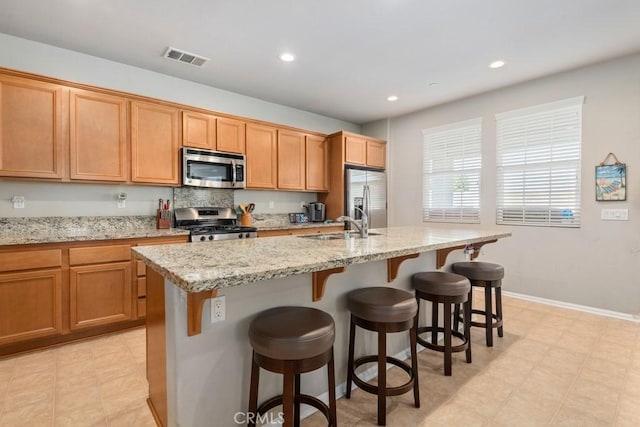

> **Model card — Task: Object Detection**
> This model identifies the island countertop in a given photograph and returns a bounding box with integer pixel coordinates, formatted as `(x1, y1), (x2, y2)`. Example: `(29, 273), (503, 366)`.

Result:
(133, 226), (511, 293)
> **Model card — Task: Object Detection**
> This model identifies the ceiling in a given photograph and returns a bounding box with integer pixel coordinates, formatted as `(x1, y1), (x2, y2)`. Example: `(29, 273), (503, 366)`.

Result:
(1, 0), (640, 124)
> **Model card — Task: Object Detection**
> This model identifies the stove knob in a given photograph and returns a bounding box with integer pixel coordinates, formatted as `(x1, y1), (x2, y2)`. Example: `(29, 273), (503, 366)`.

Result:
(238, 233), (243, 239)
(245, 233), (250, 238)
(208, 235), (214, 241)
(200, 236), (206, 242)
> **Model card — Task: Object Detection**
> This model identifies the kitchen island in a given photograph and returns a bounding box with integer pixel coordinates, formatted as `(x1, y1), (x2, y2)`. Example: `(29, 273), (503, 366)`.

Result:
(133, 226), (510, 427)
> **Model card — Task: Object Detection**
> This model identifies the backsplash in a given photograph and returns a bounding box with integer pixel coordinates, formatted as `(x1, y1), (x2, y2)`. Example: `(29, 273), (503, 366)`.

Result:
(173, 188), (234, 209)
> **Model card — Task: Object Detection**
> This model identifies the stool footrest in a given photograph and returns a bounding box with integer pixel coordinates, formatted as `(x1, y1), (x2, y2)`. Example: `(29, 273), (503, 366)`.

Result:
(458, 309), (503, 329)
(416, 326), (468, 353)
(349, 355), (416, 397)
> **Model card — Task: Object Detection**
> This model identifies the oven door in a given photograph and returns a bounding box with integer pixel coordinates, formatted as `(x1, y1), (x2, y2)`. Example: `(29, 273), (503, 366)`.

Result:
(182, 149), (245, 188)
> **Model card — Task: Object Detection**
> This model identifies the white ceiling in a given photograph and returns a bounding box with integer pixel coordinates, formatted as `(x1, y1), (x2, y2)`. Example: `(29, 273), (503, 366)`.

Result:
(1, 0), (640, 124)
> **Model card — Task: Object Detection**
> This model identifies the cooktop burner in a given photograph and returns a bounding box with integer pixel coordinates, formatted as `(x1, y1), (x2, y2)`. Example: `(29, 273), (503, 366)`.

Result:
(174, 207), (258, 242)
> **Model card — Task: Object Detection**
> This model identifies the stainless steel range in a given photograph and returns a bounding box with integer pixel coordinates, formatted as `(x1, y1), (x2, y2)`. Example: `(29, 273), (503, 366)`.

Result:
(174, 207), (258, 242)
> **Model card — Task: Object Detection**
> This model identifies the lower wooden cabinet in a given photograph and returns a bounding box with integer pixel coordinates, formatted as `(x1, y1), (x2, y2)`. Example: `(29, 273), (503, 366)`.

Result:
(0, 269), (63, 346)
(70, 262), (132, 330)
(0, 235), (187, 356)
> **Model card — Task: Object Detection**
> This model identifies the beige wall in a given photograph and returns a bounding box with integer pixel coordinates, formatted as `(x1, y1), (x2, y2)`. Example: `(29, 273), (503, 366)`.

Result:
(363, 53), (640, 315)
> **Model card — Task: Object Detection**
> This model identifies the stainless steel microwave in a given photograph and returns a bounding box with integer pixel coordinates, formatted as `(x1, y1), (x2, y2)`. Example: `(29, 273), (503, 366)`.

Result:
(182, 147), (246, 189)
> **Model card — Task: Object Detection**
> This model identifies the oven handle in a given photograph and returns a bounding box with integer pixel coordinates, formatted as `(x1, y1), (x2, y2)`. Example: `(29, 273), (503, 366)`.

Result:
(231, 160), (237, 184)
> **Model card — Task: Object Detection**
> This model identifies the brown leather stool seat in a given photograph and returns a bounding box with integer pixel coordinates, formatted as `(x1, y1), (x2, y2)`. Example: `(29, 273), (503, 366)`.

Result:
(412, 271), (472, 376)
(248, 306), (337, 427)
(345, 287), (420, 426)
(452, 261), (504, 347)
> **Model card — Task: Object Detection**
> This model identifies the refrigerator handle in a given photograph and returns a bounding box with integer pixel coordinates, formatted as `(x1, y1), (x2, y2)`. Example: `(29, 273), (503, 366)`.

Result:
(364, 185), (371, 219)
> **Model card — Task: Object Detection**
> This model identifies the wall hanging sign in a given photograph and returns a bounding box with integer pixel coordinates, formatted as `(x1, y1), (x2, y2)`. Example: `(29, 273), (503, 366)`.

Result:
(595, 152), (626, 201)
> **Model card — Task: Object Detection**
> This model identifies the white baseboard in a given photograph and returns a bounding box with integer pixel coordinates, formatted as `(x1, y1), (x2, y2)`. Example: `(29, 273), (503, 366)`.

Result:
(501, 290), (640, 323)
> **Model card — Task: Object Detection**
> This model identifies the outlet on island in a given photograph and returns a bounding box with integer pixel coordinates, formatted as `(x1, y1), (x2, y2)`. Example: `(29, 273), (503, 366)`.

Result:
(211, 295), (226, 323)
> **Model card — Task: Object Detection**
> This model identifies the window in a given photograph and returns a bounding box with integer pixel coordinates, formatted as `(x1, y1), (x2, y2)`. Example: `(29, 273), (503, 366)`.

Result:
(422, 118), (481, 223)
(496, 97), (583, 227)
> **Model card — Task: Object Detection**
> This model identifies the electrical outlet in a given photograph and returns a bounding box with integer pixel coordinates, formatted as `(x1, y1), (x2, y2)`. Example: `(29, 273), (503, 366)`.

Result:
(268, 200), (274, 209)
(211, 296), (226, 323)
(300, 201), (306, 209)
(12, 196), (25, 209)
(117, 200), (126, 208)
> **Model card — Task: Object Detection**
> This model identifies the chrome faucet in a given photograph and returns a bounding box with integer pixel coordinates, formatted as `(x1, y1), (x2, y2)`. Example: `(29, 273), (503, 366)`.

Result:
(337, 207), (369, 238)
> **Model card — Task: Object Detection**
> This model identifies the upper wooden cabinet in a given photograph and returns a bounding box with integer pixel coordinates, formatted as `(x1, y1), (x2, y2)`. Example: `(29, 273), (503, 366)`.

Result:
(70, 89), (128, 182)
(182, 110), (216, 150)
(277, 129), (306, 190)
(217, 117), (246, 154)
(344, 135), (367, 166)
(366, 140), (386, 169)
(305, 135), (329, 191)
(0, 74), (66, 179)
(131, 101), (180, 185)
(345, 134), (386, 168)
(246, 123), (277, 189)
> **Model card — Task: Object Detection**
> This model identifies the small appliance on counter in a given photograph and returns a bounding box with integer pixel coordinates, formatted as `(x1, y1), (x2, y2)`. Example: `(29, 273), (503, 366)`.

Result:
(305, 202), (326, 222)
(175, 207), (257, 242)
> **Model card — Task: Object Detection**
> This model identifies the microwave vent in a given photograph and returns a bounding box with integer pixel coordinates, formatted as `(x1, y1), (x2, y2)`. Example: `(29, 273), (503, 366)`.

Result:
(163, 47), (209, 67)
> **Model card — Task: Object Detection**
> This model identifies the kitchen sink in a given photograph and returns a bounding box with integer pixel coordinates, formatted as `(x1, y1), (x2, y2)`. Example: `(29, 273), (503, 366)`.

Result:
(298, 231), (381, 240)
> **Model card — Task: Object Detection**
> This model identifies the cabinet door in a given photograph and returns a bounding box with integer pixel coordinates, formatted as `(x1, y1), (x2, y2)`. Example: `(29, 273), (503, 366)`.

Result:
(344, 135), (366, 165)
(0, 75), (66, 178)
(182, 110), (216, 150)
(277, 129), (305, 190)
(246, 123), (277, 189)
(216, 117), (245, 154)
(306, 135), (329, 191)
(69, 262), (132, 330)
(0, 269), (63, 345)
(131, 101), (180, 185)
(70, 89), (128, 181)
(366, 140), (386, 168)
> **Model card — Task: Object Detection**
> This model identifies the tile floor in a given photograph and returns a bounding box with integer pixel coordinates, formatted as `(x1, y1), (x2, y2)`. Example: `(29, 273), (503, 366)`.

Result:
(0, 292), (639, 426)
(0, 327), (154, 427)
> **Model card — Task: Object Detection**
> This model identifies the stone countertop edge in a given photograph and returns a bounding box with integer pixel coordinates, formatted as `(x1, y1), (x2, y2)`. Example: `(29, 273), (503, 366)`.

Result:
(132, 227), (511, 294)
(256, 222), (344, 231)
(0, 228), (190, 246)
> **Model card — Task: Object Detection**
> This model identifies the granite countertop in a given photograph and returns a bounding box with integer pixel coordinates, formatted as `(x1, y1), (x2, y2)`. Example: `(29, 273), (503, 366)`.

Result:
(133, 226), (511, 293)
(0, 216), (189, 246)
(249, 213), (342, 231)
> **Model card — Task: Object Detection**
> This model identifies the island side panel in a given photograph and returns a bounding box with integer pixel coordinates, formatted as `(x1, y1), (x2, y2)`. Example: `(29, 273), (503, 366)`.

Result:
(146, 267), (168, 426)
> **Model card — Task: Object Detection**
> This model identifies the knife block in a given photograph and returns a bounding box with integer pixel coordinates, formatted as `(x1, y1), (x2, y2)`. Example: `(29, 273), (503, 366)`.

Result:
(156, 210), (171, 229)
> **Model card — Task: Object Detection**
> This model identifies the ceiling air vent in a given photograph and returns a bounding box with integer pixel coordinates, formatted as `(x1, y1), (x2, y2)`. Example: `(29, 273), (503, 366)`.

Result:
(163, 47), (209, 67)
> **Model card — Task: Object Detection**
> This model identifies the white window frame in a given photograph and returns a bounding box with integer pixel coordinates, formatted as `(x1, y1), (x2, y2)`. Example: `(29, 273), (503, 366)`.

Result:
(422, 118), (482, 224)
(495, 96), (584, 228)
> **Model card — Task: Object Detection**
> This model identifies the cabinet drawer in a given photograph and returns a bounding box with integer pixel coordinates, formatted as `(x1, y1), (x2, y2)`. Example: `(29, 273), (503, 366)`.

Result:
(137, 298), (147, 318)
(69, 245), (131, 266)
(0, 249), (62, 273)
(137, 277), (147, 298)
(136, 260), (146, 277)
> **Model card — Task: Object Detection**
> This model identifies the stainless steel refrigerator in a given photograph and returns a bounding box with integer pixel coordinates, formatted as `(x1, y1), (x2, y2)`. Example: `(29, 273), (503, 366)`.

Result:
(345, 166), (387, 229)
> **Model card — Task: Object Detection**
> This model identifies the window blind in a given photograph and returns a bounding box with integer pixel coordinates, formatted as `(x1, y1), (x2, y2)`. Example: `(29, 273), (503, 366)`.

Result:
(495, 96), (584, 227)
(422, 118), (482, 223)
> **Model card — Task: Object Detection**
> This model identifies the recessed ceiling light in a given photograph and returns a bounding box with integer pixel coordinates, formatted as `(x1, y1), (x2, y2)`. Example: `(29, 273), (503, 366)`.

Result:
(489, 60), (505, 69)
(387, 95), (399, 102)
(279, 53), (295, 62)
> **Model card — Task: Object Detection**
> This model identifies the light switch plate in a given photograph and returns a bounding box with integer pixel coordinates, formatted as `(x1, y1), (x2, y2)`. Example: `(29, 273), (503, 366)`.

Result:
(601, 208), (628, 221)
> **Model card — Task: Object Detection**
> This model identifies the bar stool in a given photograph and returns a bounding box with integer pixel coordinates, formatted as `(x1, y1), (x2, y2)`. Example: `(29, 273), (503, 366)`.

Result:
(345, 287), (420, 426)
(452, 261), (504, 347)
(248, 306), (337, 427)
(412, 271), (472, 376)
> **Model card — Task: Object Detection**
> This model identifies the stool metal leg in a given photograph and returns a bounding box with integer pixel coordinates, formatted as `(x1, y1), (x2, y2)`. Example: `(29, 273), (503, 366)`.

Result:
(282, 363), (295, 427)
(464, 299), (472, 363)
(327, 349), (337, 426)
(496, 285), (504, 337)
(443, 302), (452, 376)
(484, 285), (493, 347)
(248, 351), (260, 427)
(293, 373), (301, 427)
(377, 324), (387, 426)
(345, 315), (356, 399)
(410, 316), (420, 408)
(431, 301), (439, 344)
